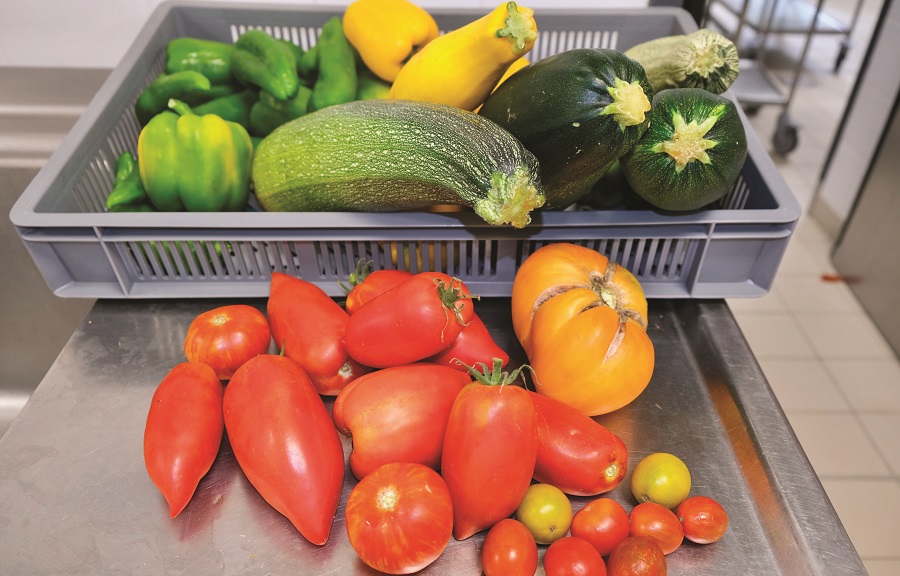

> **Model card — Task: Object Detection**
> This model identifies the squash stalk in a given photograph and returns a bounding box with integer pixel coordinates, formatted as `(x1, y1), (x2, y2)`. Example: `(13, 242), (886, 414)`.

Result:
(476, 166), (546, 228)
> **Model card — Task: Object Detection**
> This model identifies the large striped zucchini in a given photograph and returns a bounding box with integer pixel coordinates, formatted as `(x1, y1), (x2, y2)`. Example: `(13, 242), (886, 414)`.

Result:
(252, 99), (545, 228)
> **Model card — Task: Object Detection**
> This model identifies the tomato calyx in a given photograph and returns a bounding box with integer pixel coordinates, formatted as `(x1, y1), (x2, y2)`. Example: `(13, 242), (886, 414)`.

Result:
(435, 277), (480, 342)
(339, 259), (374, 294)
(457, 357), (535, 389)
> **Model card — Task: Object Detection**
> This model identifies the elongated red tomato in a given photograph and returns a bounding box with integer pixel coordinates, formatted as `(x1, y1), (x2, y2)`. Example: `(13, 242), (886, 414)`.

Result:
(332, 363), (471, 480)
(346, 462), (453, 575)
(183, 304), (271, 380)
(267, 272), (370, 395)
(441, 363), (537, 540)
(344, 272), (476, 368)
(224, 354), (344, 545)
(344, 266), (413, 314)
(529, 391), (628, 496)
(143, 362), (223, 518)
(427, 313), (510, 371)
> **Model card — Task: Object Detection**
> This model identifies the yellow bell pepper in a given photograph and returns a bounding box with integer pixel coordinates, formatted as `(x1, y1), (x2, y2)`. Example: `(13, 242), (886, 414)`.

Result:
(388, 2), (537, 112)
(343, 0), (439, 83)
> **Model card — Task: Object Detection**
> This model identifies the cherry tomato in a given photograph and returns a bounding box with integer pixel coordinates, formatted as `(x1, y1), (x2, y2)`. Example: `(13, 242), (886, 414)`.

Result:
(481, 518), (539, 576)
(629, 502), (684, 555)
(224, 354), (344, 545)
(606, 536), (667, 576)
(344, 272), (476, 368)
(630, 453), (691, 509)
(530, 391), (628, 496)
(143, 362), (223, 518)
(676, 496), (728, 544)
(570, 498), (631, 556)
(515, 483), (573, 545)
(267, 272), (370, 395)
(331, 363), (471, 480)
(441, 362), (537, 540)
(511, 243), (654, 416)
(427, 313), (510, 371)
(344, 264), (413, 314)
(183, 304), (271, 380)
(345, 462), (453, 575)
(543, 536), (607, 576)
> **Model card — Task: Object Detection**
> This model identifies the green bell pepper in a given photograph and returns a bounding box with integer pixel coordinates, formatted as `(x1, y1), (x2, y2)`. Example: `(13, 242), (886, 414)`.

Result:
(165, 37), (235, 85)
(105, 151), (155, 212)
(137, 99), (252, 212)
(309, 17), (358, 112)
(193, 89), (258, 131)
(231, 29), (300, 101)
(249, 86), (312, 137)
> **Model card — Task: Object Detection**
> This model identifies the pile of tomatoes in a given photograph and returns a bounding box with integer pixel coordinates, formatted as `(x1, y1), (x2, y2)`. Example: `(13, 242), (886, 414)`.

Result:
(141, 242), (728, 575)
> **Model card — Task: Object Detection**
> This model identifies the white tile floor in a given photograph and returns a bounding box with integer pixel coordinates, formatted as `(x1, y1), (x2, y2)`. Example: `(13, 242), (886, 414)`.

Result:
(719, 0), (900, 570)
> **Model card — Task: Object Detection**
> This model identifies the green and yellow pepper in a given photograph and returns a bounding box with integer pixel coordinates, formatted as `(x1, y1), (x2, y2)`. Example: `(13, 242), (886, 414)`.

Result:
(105, 151), (155, 212)
(137, 99), (252, 212)
(343, 0), (439, 83)
(134, 70), (212, 126)
(249, 86), (313, 137)
(309, 17), (359, 112)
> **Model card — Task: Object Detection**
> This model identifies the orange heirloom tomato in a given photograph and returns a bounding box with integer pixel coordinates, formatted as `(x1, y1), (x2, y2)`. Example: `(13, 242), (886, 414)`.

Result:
(511, 243), (655, 416)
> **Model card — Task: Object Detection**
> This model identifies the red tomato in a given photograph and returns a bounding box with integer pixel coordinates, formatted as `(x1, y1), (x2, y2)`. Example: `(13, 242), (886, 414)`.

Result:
(481, 518), (539, 576)
(344, 272), (476, 368)
(606, 536), (667, 576)
(331, 363), (471, 480)
(224, 354), (344, 545)
(427, 313), (510, 371)
(529, 391), (628, 496)
(543, 536), (607, 576)
(676, 496), (728, 544)
(345, 462), (453, 575)
(441, 366), (537, 540)
(571, 498), (631, 556)
(629, 502), (684, 555)
(183, 304), (271, 380)
(144, 362), (223, 518)
(267, 272), (370, 395)
(344, 266), (413, 314)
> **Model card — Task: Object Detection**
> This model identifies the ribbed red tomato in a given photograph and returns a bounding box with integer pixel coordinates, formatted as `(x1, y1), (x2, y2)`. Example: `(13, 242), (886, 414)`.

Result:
(511, 243), (654, 416)
(345, 462), (453, 575)
(332, 363), (471, 480)
(183, 304), (271, 380)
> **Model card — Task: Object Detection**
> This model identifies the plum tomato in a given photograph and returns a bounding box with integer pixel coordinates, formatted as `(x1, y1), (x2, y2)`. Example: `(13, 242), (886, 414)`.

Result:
(606, 536), (667, 576)
(543, 536), (607, 576)
(345, 462), (453, 575)
(481, 518), (539, 576)
(629, 453), (691, 509)
(570, 497), (631, 556)
(515, 483), (574, 545)
(183, 304), (271, 380)
(629, 502), (684, 555)
(676, 495), (729, 544)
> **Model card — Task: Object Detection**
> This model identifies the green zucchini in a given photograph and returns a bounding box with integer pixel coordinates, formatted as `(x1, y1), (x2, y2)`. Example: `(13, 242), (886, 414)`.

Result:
(252, 99), (545, 228)
(478, 48), (653, 209)
(624, 29), (739, 95)
(620, 88), (748, 212)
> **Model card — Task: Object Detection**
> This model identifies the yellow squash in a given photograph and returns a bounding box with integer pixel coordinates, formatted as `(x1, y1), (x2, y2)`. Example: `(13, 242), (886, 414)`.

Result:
(389, 1), (537, 111)
(343, 0), (440, 83)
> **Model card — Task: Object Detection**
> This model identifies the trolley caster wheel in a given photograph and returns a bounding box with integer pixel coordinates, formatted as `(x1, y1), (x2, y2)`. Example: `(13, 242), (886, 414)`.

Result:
(772, 113), (798, 155)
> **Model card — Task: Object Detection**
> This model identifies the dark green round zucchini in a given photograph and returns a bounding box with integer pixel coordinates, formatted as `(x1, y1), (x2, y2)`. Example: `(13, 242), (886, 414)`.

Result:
(620, 88), (748, 211)
(478, 48), (653, 209)
(252, 99), (545, 228)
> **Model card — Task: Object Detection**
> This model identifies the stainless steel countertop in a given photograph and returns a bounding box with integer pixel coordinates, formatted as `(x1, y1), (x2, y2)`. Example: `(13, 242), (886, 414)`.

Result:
(0, 298), (868, 575)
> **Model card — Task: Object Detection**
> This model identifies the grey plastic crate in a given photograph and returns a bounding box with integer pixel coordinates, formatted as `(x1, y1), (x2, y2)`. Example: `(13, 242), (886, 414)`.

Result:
(9, 2), (800, 299)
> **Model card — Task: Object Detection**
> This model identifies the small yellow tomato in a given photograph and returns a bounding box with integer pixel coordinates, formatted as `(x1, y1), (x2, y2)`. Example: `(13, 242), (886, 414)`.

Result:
(630, 452), (692, 509)
(515, 483), (574, 545)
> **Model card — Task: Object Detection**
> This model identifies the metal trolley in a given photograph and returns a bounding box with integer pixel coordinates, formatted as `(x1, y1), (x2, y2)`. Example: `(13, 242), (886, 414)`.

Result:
(704, 0), (866, 154)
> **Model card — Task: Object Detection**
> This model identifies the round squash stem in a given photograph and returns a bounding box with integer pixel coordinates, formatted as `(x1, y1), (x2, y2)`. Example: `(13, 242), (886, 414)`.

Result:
(496, 2), (538, 53)
(651, 110), (722, 172)
(600, 78), (651, 128)
(475, 166), (546, 228)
